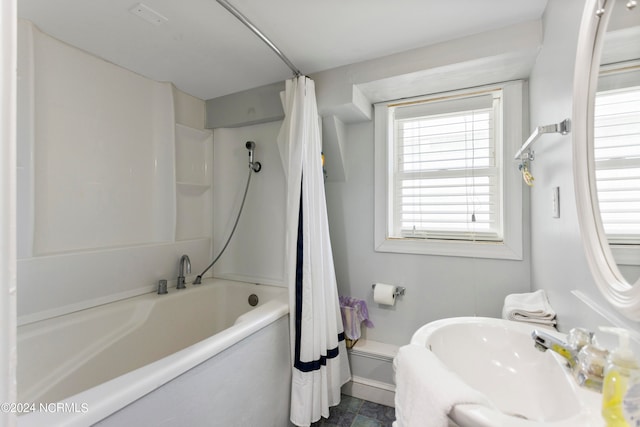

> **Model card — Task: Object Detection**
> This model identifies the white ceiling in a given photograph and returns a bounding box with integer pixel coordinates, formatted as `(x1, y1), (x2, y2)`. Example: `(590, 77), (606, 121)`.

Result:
(18, 0), (548, 100)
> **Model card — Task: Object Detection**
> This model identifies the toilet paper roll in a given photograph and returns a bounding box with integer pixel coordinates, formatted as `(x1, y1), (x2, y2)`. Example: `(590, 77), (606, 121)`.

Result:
(373, 283), (396, 306)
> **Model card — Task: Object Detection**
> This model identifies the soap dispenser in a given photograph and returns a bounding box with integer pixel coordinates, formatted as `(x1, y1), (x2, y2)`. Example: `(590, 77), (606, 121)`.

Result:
(600, 327), (640, 427)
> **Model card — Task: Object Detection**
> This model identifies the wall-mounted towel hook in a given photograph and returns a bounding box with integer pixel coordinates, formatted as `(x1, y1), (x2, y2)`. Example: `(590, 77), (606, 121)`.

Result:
(514, 118), (571, 161)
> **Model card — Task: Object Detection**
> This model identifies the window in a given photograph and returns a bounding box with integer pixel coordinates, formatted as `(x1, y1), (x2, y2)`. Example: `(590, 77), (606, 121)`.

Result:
(594, 63), (640, 267)
(390, 91), (502, 241)
(594, 85), (640, 244)
(374, 81), (524, 259)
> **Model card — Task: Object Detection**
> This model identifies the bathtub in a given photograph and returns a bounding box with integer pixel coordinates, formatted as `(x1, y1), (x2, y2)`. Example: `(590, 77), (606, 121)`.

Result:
(17, 278), (291, 426)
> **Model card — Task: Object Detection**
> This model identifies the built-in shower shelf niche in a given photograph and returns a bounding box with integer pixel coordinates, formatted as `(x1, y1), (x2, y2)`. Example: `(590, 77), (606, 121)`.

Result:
(176, 182), (210, 195)
(175, 123), (212, 186)
(175, 123), (213, 241)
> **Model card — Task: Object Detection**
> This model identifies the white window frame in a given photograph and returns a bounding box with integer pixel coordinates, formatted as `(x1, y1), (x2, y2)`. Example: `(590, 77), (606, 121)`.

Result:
(374, 81), (525, 260)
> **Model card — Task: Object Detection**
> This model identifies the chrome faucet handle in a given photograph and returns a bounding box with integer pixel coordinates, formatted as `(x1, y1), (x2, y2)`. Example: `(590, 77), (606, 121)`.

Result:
(568, 327), (594, 351)
(157, 279), (168, 295)
(574, 343), (608, 392)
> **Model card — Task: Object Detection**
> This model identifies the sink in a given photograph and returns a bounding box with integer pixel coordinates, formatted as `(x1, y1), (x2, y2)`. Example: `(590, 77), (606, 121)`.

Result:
(406, 317), (602, 426)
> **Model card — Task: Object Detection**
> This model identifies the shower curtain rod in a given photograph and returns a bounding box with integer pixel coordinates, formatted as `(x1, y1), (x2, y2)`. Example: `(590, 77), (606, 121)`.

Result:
(215, 0), (302, 77)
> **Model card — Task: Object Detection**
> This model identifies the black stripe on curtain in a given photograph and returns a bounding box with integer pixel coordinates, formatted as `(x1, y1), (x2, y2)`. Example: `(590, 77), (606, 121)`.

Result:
(293, 188), (344, 373)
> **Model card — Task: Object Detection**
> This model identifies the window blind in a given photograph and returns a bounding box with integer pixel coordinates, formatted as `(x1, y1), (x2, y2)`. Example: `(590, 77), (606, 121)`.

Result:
(389, 92), (503, 241)
(594, 85), (640, 244)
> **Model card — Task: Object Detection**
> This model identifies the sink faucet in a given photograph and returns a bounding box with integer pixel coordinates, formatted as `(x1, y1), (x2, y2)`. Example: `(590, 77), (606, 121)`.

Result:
(532, 328), (606, 391)
(177, 254), (191, 289)
(532, 329), (578, 367)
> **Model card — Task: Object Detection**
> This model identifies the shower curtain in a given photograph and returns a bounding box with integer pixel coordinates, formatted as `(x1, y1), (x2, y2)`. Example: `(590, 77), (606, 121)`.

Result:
(278, 76), (351, 426)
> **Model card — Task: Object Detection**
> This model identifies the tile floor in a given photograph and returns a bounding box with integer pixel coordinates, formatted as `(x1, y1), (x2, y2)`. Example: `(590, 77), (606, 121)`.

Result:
(310, 395), (395, 427)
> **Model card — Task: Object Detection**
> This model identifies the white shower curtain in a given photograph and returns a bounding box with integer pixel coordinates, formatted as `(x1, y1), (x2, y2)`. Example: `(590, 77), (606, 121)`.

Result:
(277, 76), (351, 426)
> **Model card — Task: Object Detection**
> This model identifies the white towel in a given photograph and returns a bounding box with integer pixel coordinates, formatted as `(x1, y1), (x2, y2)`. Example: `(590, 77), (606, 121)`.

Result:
(393, 345), (492, 427)
(502, 289), (557, 327)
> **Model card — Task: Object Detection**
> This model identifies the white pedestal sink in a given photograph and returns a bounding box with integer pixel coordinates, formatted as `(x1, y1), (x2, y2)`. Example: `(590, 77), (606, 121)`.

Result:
(402, 317), (603, 426)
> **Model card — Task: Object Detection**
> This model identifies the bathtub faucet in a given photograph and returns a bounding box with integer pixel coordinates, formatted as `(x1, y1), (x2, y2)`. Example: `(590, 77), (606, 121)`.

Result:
(177, 254), (191, 290)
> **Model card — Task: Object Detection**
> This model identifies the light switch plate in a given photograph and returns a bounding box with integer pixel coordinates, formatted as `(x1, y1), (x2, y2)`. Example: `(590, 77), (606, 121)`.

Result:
(552, 186), (560, 218)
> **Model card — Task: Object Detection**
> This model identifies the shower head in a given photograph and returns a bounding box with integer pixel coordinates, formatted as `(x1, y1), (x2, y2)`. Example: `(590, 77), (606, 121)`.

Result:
(245, 141), (261, 173)
(246, 140), (255, 165)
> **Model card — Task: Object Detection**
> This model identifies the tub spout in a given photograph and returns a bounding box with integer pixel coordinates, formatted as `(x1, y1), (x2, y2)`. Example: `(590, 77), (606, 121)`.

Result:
(177, 254), (191, 290)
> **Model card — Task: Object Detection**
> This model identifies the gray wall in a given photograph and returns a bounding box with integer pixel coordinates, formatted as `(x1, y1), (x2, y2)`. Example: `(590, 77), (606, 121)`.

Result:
(210, 94), (532, 348)
(207, 20), (547, 351)
(212, 0), (640, 348)
(325, 122), (531, 346)
(529, 0), (640, 337)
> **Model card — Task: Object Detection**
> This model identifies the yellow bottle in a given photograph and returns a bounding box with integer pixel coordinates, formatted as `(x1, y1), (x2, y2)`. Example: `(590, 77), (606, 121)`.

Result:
(601, 327), (639, 427)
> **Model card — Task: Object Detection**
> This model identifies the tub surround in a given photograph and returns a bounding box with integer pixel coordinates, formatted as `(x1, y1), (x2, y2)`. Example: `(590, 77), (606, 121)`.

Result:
(17, 20), (216, 322)
(17, 240), (212, 325)
(210, 121), (287, 286)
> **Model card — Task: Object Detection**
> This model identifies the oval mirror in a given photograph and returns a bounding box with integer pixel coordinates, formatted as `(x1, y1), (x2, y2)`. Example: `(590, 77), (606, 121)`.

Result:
(574, 0), (640, 320)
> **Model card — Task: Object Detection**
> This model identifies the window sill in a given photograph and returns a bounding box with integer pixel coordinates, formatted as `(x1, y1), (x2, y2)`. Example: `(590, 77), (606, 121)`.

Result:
(611, 244), (640, 267)
(374, 237), (523, 260)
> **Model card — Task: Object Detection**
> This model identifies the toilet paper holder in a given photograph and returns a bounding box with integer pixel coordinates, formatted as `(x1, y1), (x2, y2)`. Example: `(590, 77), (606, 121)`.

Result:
(371, 283), (406, 296)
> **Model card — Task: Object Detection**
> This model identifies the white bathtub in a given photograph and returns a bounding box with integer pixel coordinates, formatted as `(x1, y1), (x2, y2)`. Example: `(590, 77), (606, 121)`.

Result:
(17, 278), (291, 426)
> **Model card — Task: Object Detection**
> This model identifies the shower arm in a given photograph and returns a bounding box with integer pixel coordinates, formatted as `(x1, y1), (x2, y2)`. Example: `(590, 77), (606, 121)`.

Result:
(215, 0), (302, 77)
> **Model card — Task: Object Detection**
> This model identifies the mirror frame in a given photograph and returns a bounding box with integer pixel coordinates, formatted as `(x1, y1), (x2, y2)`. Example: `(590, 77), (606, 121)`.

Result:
(573, 0), (640, 320)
